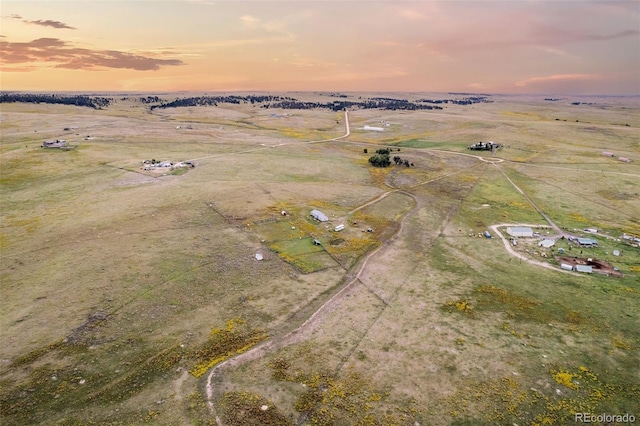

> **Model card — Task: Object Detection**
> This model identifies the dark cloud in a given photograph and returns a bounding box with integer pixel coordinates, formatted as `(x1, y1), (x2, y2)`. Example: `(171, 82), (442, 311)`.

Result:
(7, 14), (75, 29)
(0, 37), (185, 71)
(25, 19), (77, 30)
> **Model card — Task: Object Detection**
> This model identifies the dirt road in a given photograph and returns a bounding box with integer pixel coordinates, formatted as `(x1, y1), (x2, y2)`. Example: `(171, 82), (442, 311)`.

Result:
(489, 223), (578, 275)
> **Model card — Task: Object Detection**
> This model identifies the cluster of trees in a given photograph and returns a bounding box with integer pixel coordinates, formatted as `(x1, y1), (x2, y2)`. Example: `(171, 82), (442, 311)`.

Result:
(367, 148), (414, 168)
(393, 155), (413, 167)
(0, 93), (112, 109)
(139, 96), (161, 104)
(368, 149), (391, 167)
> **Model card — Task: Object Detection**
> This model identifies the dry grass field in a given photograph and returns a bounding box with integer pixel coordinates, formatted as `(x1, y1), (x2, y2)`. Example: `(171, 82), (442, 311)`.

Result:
(1, 93), (639, 425)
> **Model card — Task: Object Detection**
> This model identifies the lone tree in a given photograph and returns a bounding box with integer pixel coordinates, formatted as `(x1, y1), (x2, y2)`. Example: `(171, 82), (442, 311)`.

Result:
(368, 153), (391, 167)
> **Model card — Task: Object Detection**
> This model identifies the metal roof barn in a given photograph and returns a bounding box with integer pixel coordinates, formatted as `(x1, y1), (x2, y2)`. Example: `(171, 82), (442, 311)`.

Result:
(310, 209), (329, 222)
(577, 238), (598, 246)
(507, 227), (533, 237)
(575, 265), (593, 273)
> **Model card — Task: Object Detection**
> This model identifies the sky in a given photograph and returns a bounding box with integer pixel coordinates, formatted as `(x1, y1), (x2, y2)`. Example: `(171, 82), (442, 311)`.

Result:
(1, 0), (639, 94)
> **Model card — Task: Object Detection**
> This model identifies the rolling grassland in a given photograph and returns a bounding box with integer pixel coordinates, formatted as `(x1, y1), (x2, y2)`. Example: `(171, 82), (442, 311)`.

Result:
(1, 93), (638, 425)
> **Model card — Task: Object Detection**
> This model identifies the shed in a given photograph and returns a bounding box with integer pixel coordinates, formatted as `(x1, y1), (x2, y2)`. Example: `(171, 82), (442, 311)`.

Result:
(310, 209), (328, 222)
(334, 224), (345, 232)
(42, 139), (68, 148)
(507, 227), (533, 237)
(539, 239), (555, 248)
(560, 263), (573, 271)
(483, 230), (492, 238)
(255, 253), (264, 261)
(313, 239), (322, 246)
(577, 238), (598, 247)
(575, 265), (593, 273)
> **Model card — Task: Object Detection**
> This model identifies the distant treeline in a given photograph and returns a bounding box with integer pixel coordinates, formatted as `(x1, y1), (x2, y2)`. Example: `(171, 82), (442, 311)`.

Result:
(0, 92), (491, 111)
(150, 95), (295, 110)
(0, 93), (112, 109)
(416, 96), (492, 105)
(151, 95), (447, 111)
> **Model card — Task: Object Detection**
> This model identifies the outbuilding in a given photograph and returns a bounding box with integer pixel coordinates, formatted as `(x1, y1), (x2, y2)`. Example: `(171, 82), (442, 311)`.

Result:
(310, 209), (329, 222)
(539, 239), (555, 248)
(334, 224), (345, 232)
(575, 265), (593, 273)
(577, 238), (598, 247)
(507, 227), (533, 237)
(560, 263), (573, 271)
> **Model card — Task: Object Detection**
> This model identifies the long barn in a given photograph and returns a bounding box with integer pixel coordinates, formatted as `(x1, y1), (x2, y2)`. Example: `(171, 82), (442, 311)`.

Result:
(310, 209), (328, 222)
(507, 226), (533, 237)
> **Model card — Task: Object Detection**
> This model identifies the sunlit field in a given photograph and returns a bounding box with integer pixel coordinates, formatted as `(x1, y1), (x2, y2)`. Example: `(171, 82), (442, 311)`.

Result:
(1, 93), (638, 425)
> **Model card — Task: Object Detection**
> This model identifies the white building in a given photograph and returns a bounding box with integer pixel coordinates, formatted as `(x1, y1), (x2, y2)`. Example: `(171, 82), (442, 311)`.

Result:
(539, 239), (555, 248)
(507, 227), (533, 237)
(363, 125), (384, 132)
(310, 209), (329, 222)
(334, 224), (345, 232)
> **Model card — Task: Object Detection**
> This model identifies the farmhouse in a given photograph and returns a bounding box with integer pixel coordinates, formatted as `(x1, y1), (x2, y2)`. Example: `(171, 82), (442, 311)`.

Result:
(577, 238), (598, 247)
(539, 239), (555, 248)
(42, 139), (68, 148)
(507, 226), (533, 237)
(310, 209), (329, 222)
(468, 141), (502, 151)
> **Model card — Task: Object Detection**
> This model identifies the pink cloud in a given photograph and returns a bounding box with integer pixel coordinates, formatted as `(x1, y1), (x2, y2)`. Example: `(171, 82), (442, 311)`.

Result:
(515, 74), (600, 87)
(0, 37), (185, 71)
(8, 14), (76, 29)
(25, 19), (76, 30)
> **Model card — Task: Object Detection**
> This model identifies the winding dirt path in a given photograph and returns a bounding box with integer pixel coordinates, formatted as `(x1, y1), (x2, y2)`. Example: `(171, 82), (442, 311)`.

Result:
(188, 110), (350, 162)
(205, 189), (418, 423)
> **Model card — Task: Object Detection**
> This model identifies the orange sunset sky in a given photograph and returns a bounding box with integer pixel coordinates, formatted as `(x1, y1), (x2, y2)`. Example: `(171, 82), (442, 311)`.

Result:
(1, 0), (639, 94)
